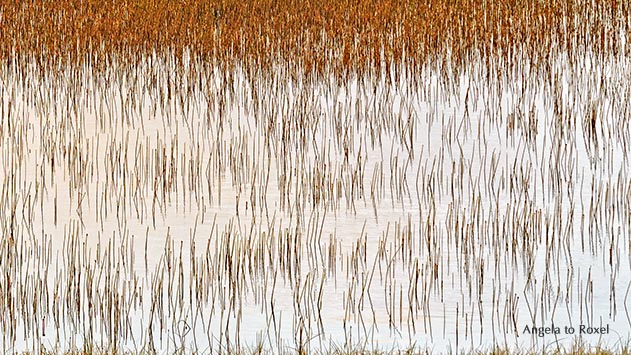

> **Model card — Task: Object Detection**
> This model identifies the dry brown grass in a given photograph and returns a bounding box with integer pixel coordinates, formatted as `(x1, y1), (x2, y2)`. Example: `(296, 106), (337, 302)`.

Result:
(1, 0), (629, 74)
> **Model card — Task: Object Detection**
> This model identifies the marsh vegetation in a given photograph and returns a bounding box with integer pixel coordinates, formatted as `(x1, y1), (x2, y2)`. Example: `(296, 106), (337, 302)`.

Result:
(1, 0), (630, 354)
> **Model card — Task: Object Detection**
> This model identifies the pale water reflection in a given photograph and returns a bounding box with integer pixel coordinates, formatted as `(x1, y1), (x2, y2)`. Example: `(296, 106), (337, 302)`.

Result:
(1, 51), (631, 354)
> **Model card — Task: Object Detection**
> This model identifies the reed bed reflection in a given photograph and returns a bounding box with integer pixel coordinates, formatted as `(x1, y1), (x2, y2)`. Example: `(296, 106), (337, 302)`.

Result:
(1, 0), (631, 354)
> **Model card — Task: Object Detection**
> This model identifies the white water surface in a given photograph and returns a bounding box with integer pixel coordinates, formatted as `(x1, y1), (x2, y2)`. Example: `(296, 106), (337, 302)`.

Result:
(1, 50), (631, 354)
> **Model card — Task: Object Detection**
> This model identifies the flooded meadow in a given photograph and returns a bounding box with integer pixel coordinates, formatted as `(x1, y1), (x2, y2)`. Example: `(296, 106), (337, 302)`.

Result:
(1, 1), (631, 354)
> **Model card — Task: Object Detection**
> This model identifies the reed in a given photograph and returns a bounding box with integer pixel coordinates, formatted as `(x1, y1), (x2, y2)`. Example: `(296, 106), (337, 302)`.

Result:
(1, 0), (629, 76)
(1, 0), (631, 354)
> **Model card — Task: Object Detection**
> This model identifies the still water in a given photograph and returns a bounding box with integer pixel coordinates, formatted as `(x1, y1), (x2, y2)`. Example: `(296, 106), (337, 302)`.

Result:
(1, 51), (631, 353)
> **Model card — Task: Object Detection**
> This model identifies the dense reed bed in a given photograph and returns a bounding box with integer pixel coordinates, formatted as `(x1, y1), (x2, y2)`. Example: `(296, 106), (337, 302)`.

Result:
(1, 0), (630, 73)
(1, 0), (631, 354)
